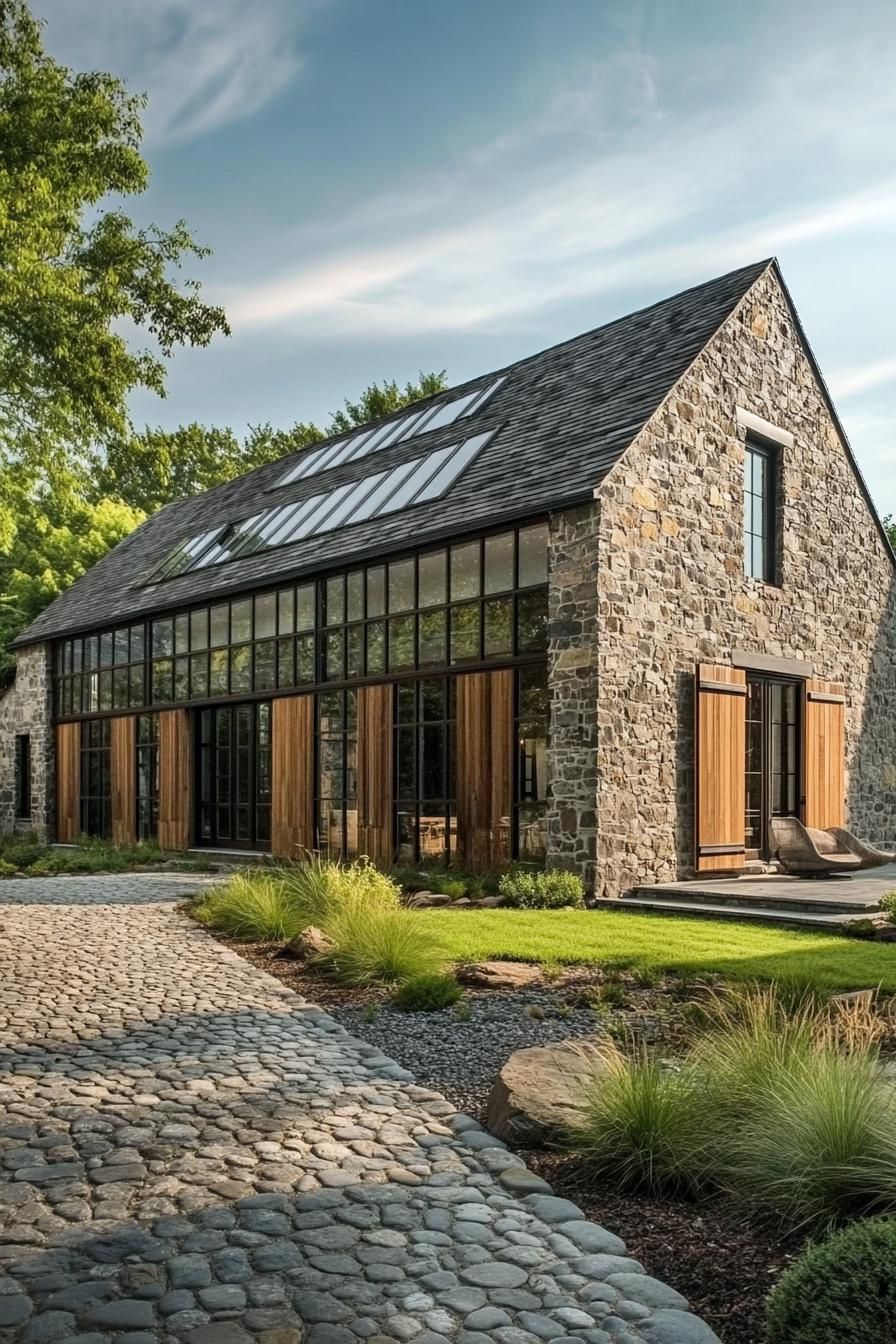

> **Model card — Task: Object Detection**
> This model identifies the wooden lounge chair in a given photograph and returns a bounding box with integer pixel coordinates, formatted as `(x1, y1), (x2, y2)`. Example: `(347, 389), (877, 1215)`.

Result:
(769, 817), (862, 877)
(826, 827), (896, 870)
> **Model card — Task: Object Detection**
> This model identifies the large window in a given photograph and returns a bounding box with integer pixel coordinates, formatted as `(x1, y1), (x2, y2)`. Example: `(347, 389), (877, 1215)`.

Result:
(197, 703), (272, 849)
(515, 665), (548, 859)
(744, 440), (777, 583)
(316, 689), (358, 858)
(14, 734), (31, 820)
(53, 523), (548, 718)
(394, 677), (456, 863)
(80, 719), (111, 839)
(136, 715), (159, 841)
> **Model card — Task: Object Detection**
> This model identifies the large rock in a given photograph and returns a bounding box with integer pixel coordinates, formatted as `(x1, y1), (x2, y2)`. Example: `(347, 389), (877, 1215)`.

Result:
(485, 1038), (606, 1145)
(456, 961), (541, 989)
(286, 926), (335, 960)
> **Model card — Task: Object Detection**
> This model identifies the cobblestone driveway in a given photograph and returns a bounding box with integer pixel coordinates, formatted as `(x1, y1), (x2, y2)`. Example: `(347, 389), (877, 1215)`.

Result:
(0, 875), (719, 1344)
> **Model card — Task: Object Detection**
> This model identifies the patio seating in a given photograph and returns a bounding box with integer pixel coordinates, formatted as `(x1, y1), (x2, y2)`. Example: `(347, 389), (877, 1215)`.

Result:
(769, 817), (862, 877)
(826, 826), (896, 870)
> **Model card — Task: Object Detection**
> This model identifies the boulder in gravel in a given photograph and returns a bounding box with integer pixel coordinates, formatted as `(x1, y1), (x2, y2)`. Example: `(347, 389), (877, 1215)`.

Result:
(485, 1037), (605, 1145)
(286, 926), (335, 960)
(404, 891), (452, 908)
(456, 961), (541, 989)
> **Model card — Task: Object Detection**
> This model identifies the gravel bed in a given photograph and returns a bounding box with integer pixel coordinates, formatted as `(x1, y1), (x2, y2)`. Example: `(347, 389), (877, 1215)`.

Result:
(331, 986), (605, 1117)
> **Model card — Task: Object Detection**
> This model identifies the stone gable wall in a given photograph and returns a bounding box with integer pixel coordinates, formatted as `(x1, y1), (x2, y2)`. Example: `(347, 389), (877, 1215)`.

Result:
(0, 643), (54, 838)
(593, 265), (896, 898)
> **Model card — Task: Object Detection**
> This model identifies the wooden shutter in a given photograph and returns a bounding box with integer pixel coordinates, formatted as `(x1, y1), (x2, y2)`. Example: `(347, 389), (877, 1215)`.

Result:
(357, 684), (394, 866)
(110, 716), (136, 847)
(457, 669), (513, 868)
(55, 722), (80, 843)
(158, 708), (191, 851)
(271, 694), (314, 859)
(695, 664), (747, 872)
(803, 679), (846, 829)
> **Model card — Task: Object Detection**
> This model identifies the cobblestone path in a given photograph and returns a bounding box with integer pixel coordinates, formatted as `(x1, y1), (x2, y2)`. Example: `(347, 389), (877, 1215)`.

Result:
(0, 875), (719, 1344)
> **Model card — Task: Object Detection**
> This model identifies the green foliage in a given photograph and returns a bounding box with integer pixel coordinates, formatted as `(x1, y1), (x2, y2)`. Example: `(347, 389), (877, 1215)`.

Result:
(571, 1040), (712, 1197)
(321, 904), (445, 986)
(0, 832), (178, 877)
(0, 0), (227, 454)
(192, 872), (300, 943)
(433, 877), (467, 900)
(329, 372), (447, 436)
(879, 890), (896, 925)
(764, 1218), (896, 1344)
(571, 984), (896, 1233)
(280, 856), (401, 929)
(883, 513), (896, 552)
(392, 972), (463, 1012)
(498, 868), (585, 909)
(0, 859), (15, 877)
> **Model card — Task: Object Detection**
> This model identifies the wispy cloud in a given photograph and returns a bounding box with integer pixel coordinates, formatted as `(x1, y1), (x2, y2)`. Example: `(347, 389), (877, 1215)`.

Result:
(831, 356), (896, 399)
(36, 0), (315, 144)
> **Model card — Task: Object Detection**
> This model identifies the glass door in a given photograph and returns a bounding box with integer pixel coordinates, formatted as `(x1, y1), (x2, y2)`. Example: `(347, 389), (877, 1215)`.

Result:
(197, 702), (272, 849)
(745, 676), (801, 858)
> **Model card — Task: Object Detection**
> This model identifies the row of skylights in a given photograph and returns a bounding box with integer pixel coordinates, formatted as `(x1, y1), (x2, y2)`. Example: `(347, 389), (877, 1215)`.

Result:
(276, 376), (506, 488)
(147, 431), (495, 585)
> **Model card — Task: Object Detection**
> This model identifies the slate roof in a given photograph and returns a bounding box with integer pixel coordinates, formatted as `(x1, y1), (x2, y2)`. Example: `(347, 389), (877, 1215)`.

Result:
(15, 258), (773, 646)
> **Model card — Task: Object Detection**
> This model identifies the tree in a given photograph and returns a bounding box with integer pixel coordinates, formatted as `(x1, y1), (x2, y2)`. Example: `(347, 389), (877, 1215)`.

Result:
(94, 371), (447, 513)
(884, 514), (896, 551)
(0, 0), (228, 463)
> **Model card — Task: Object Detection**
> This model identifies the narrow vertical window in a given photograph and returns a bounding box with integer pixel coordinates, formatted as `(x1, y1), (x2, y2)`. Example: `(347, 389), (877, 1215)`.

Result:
(744, 440), (777, 582)
(14, 734), (31, 819)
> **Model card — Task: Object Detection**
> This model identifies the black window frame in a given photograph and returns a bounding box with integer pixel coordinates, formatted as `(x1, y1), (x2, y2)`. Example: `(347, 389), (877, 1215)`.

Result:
(79, 718), (111, 840)
(744, 438), (778, 584)
(14, 733), (31, 820)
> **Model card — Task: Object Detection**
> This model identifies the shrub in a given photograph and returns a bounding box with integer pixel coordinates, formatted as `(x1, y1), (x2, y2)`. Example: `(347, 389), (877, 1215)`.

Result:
(880, 890), (896, 925)
(0, 860), (16, 878)
(433, 877), (467, 900)
(764, 1218), (896, 1344)
(499, 868), (585, 909)
(321, 904), (445, 986)
(570, 1039), (712, 1197)
(392, 973), (463, 1012)
(192, 872), (299, 942)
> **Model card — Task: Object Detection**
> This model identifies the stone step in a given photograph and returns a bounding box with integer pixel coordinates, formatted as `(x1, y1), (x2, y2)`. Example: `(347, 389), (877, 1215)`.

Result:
(627, 884), (881, 916)
(597, 896), (882, 930)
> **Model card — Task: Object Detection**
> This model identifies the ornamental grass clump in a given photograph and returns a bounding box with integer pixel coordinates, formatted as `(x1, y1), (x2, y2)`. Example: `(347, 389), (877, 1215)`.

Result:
(279, 855), (401, 928)
(764, 1217), (896, 1344)
(569, 1039), (713, 1197)
(392, 972), (463, 1012)
(192, 871), (299, 942)
(321, 903), (445, 986)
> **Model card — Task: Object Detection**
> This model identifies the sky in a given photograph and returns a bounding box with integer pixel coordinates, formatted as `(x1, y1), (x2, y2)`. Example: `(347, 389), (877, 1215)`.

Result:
(36, 0), (896, 515)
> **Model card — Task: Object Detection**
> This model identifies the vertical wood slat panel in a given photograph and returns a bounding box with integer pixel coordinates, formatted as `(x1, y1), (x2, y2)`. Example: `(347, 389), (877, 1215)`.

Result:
(803, 679), (846, 830)
(55, 722), (80, 843)
(110, 716), (136, 847)
(158, 708), (191, 851)
(695, 664), (747, 873)
(357, 683), (394, 866)
(271, 694), (314, 859)
(457, 669), (513, 868)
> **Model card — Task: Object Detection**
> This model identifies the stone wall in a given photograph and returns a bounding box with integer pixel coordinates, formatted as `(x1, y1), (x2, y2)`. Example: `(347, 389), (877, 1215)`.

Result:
(0, 643), (54, 838)
(593, 264), (896, 898)
(546, 504), (601, 888)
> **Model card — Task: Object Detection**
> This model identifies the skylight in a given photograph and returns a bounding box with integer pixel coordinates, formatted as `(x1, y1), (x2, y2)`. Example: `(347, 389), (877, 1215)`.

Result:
(146, 431), (495, 584)
(275, 375), (505, 488)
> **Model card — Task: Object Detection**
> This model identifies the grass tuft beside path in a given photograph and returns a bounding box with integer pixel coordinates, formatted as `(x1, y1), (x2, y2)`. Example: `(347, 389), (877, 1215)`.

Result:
(414, 908), (896, 994)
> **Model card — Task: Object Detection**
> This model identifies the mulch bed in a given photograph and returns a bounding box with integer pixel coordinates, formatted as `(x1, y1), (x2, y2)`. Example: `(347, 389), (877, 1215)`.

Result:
(524, 1151), (802, 1344)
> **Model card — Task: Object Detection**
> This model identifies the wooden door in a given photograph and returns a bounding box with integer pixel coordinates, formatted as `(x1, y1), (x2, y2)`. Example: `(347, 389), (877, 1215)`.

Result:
(158, 708), (191, 851)
(456, 669), (513, 868)
(695, 664), (747, 872)
(357, 683), (394, 866)
(55, 722), (80, 843)
(271, 694), (314, 859)
(803, 679), (846, 829)
(110, 716), (136, 846)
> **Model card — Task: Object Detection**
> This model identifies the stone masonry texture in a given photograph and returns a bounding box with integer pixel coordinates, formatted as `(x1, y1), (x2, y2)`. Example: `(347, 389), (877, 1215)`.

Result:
(0, 872), (720, 1343)
(0, 644), (53, 839)
(546, 264), (896, 898)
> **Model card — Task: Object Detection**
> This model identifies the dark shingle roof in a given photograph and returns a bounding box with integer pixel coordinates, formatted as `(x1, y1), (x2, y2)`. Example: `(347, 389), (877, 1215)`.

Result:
(15, 259), (771, 646)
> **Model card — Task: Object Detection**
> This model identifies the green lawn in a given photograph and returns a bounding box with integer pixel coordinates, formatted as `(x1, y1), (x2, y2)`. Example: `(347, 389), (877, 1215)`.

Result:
(414, 907), (896, 994)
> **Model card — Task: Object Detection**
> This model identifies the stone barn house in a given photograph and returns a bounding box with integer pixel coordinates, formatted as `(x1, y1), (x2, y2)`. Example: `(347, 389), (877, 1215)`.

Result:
(2, 258), (894, 897)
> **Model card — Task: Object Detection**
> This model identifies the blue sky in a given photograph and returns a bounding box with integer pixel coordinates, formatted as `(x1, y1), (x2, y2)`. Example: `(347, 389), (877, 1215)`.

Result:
(39, 0), (896, 515)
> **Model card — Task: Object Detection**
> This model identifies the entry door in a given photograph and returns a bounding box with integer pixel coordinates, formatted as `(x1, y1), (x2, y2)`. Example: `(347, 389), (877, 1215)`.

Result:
(197, 703), (272, 849)
(745, 677), (800, 858)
